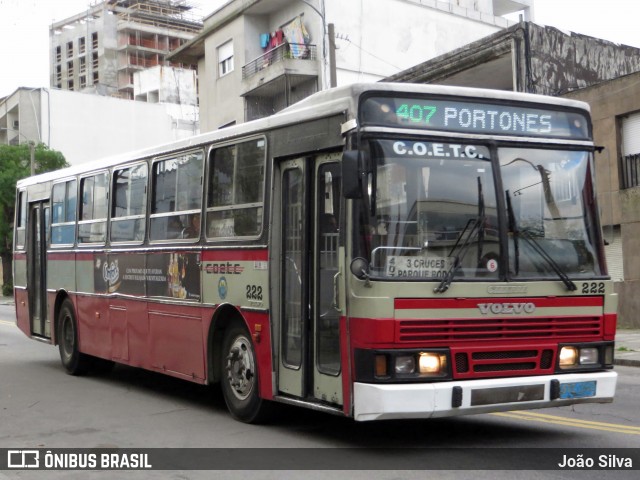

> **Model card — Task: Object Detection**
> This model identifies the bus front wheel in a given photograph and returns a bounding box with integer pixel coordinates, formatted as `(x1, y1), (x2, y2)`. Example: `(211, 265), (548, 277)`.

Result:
(221, 323), (271, 423)
(57, 299), (90, 375)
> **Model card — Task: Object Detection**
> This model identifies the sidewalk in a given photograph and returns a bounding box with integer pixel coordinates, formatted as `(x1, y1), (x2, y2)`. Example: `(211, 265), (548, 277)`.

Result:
(2, 295), (639, 366)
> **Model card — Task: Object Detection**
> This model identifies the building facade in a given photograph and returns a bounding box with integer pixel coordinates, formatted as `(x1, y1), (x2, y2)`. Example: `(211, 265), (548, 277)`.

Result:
(50, 0), (202, 100)
(168, 0), (533, 130)
(564, 72), (640, 327)
(0, 87), (197, 165)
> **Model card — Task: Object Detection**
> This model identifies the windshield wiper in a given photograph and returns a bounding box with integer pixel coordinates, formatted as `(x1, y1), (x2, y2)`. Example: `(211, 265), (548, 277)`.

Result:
(505, 189), (576, 291)
(519, 229), (577, 291)
(434, 217), (482, 293)
(435, 177), (486, 294)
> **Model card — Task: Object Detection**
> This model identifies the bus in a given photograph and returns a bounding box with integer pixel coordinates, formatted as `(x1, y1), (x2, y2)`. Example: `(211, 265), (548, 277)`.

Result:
(13, 83), (617, 423)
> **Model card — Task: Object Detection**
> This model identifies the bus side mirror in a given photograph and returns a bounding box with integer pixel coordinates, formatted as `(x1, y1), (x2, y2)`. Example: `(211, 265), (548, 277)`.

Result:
(342, 150), (364, 199)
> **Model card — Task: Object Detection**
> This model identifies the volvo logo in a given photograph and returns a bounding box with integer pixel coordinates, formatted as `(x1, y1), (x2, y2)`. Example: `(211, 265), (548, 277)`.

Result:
(478, 302), (536, 314)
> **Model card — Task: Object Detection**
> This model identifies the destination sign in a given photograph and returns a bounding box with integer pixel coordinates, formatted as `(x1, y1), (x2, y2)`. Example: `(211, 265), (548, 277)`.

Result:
(360, 96), (590, 140)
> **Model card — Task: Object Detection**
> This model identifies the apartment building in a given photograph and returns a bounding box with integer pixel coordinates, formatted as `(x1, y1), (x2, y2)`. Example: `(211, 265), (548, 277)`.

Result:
(50, 0), (202, 100)
(168, 0), (533, 130)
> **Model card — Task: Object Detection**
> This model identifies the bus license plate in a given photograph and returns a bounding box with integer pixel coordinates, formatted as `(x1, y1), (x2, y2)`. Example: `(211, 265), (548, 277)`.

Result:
(559, 381), (596, 399)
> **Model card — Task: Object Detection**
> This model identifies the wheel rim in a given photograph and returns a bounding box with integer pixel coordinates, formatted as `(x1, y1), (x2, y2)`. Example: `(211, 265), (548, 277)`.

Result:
(224, 334), (256, 401)
(61, 314), (74, 360)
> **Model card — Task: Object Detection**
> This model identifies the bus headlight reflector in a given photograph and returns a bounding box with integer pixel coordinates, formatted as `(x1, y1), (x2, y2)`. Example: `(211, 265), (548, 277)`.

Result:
(579, 347), (599, 365)
(559, 346), (578, 367)
(395, 355), (416, 374)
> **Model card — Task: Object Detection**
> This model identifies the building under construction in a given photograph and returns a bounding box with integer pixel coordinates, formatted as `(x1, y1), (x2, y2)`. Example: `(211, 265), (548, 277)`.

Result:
(50, 0), (203, 99)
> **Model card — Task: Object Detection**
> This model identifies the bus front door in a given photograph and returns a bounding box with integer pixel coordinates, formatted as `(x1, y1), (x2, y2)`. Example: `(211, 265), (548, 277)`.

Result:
(277, 155), (343, 407)
(26, 202), (50, 338)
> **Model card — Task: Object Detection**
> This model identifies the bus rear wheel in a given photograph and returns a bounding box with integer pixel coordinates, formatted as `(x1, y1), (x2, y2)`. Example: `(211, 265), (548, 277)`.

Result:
(221, 323), (271, 423)
(57, 299), (91, 375)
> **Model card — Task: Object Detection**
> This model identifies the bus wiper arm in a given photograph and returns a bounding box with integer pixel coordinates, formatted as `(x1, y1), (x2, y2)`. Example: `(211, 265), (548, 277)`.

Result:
(434, 217), (482, 294)
(519, 229), (577, 291)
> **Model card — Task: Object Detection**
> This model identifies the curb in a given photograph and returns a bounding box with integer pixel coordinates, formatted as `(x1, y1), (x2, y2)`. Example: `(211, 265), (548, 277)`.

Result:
(614, 358), (640, 368)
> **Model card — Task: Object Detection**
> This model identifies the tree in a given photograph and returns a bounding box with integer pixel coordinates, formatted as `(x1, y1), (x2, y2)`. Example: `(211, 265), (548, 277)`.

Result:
(0, 143), (69, 294)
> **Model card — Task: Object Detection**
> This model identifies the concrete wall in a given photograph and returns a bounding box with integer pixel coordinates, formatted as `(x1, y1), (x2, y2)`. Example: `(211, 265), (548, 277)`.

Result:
(45, 89), (183, 165)
(528, 24), (640, 97)
(327, 0), (504, 84)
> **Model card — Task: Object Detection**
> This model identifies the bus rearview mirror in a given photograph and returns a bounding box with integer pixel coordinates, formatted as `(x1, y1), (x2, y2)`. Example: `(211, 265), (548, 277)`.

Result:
(342, 150), (364, 199)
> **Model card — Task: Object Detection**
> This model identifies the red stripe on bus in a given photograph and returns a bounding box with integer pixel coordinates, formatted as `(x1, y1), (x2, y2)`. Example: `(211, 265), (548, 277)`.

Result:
(201, 249), (268, 262)
(395, 296), (603, 310)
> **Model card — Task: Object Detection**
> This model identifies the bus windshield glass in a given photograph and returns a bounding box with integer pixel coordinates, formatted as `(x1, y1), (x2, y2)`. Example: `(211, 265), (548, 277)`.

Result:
(500, 148), (604, 279)
(354, 139), (500, 280)
(353, 140), (605, 281)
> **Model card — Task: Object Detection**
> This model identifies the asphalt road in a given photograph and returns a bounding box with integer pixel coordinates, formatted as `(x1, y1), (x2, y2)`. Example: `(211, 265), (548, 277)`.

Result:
(1, 303), (639, 479)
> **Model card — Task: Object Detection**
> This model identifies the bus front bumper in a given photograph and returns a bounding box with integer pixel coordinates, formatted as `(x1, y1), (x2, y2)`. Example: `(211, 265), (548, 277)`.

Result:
(353, 371), (617, 421)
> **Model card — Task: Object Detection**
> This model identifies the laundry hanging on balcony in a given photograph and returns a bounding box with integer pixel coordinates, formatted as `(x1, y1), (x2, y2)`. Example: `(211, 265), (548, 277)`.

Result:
(282, 16), (310, 58)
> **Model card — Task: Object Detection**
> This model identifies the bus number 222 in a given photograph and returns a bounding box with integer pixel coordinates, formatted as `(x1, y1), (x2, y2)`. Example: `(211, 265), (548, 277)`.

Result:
(246, 285), (263, 301)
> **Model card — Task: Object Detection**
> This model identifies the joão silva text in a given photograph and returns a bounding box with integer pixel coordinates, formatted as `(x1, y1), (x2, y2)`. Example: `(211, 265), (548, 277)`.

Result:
(558, 454), (632, 469)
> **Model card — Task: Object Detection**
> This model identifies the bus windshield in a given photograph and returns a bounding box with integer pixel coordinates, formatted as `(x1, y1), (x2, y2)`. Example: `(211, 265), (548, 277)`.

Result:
(355, 139), (499, 280)
(500, 147), (604, 280)
(353, 139), (605, 281)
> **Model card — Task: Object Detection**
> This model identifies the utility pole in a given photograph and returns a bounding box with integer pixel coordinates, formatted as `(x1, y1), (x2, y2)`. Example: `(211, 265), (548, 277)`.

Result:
(328, 23), (337, 88)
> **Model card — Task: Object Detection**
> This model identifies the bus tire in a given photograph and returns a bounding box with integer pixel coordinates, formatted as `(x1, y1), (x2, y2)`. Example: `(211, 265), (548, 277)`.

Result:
(57, 299), (90, 376)
(221, 323), (271, 423)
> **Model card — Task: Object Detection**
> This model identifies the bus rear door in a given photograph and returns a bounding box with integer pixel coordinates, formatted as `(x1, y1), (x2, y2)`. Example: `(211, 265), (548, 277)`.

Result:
(26, 201), (50, 339)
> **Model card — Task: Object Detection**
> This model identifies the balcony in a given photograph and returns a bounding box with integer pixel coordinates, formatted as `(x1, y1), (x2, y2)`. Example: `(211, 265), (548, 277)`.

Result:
(241, 43), (318, 98)
(243, 43), (316, 79)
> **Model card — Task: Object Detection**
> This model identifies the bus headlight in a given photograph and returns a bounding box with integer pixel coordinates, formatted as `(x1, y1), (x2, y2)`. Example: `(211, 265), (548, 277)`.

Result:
(579, 347), (599, 365)
(557, 343), (614, 371)
(355, 348), (451, 382)
(559, 346), (578, 367)
(419, 352), (445, 374)
(395, 355), (416, 374)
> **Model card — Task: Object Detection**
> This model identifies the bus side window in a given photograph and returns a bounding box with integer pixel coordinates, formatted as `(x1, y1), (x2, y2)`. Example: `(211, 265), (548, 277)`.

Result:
(51, 179), (77, 246)
(206, 138), (266, 239)
(150, 150), (203, 242)
(111, 163), (148, 243)
(78, 172), (108, 244)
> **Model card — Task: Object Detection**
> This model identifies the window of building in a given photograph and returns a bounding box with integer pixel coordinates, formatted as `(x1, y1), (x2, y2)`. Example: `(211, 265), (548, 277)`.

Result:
(111, 163), (148, 243)
(55, 46), (62, 63)
(206, 138), (266, 239)
(92, 32), (98, 50)
(56, 65), (62, 82)
(92, 51), (99, 69)
(67, 80), (74, 91)
(67, 60), (74, 76)
(51, 179), (77, 245)
(93, 72), (99, 84)
(66, 41), (73, 57)
(218, 40), (234, 77)
(150, 150), (203, 241)
(78, 172), (108, 244)
(79, 56), (86, 73)
(79, 37), (86, 54)
(620, 112), (640, 189)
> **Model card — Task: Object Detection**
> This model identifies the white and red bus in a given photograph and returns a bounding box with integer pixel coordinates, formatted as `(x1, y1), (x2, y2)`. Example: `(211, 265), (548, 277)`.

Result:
(14, 83), (617, 422)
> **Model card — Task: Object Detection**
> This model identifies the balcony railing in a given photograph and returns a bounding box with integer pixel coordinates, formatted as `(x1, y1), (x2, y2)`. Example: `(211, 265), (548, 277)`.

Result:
(242, 43), (317, 80)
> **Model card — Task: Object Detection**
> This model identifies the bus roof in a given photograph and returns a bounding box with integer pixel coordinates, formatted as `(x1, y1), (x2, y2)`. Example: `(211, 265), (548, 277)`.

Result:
(17, 82), (591, 188)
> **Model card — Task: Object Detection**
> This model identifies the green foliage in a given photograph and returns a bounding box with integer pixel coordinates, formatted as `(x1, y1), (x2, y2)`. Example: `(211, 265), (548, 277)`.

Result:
(0, 144), (69, 285)
(2, 281), (12, 297)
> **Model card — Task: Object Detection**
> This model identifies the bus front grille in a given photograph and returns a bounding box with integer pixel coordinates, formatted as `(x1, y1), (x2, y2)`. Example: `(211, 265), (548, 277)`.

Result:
(398, 316), (602, 343)
(453, 348), (556, 378)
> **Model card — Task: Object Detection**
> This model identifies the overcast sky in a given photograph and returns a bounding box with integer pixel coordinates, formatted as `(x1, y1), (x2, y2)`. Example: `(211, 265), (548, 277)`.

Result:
(0, 0), (638, 98)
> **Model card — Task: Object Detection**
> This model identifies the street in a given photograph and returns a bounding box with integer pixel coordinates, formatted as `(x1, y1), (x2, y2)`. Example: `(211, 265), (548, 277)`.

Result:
(1, 303), (639, 479)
